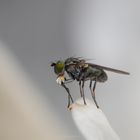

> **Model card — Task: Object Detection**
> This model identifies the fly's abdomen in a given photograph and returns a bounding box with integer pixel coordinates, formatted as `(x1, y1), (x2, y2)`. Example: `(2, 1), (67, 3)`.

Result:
(84, 67), (108, 82)
(97, 70), (108, 82)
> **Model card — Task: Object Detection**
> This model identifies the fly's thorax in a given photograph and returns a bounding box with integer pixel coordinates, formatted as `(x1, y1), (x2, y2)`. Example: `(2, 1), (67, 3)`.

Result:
(65, 63), (81, 80)
(65, 57), (86, 67)
(65, 57), (80, 65)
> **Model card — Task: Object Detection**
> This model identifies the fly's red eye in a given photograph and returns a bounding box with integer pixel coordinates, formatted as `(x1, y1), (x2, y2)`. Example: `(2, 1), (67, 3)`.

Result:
(51, 63), (56, 67)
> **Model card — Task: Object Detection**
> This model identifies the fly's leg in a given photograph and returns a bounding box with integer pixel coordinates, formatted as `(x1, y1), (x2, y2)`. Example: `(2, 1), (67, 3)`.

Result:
(64, 78), (74, 84)
(89, 80), (99, 108)
(89, 80), (93, 95)
(92, 80), (99, 108)
(79, 71), (86, 105)
(67, 95), (70, 108)
(61, 82), (74, 108)
(82, 80), (86, 105)
(79, 81), (83, 97)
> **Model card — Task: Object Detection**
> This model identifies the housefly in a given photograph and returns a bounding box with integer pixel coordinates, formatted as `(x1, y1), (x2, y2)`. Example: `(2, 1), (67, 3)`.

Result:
(51, 57), (129, 108)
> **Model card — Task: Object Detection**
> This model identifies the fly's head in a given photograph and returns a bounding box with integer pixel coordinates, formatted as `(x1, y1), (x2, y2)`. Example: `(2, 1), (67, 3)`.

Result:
(51, 60), (65, 85)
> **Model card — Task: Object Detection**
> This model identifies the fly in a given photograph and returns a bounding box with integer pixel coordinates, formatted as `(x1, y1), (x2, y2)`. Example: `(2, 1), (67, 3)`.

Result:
(51, 57), (129, 108)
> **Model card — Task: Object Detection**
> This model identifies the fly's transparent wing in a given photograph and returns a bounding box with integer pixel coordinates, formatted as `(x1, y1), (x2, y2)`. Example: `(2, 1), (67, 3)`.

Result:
(87, 63), (130, 75)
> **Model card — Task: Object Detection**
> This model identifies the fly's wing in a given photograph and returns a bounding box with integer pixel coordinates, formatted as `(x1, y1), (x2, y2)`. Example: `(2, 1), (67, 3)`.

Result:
(87, 63), (130, 75)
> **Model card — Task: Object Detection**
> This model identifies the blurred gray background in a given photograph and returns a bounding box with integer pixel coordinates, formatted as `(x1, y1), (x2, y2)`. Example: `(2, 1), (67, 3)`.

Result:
(0, 0), (140, 140)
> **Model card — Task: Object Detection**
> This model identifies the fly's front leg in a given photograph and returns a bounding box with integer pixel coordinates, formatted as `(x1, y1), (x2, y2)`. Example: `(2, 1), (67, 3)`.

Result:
(61, 82), (74, 108)
(64, 78), (74, 84)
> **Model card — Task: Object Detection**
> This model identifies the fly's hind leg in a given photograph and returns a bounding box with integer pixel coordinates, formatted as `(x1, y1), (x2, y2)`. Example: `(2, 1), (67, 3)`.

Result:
(89, 80), (99, 108)
(92, 80), (99, 108)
